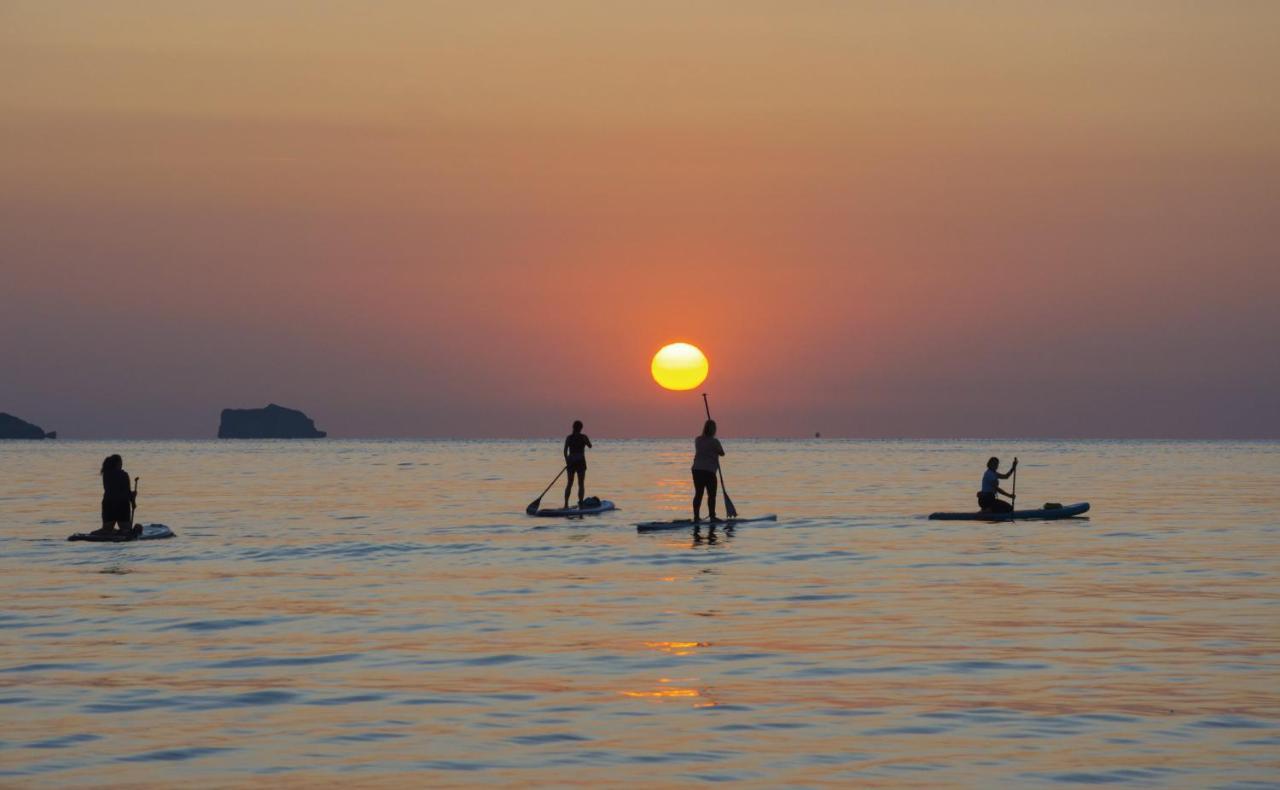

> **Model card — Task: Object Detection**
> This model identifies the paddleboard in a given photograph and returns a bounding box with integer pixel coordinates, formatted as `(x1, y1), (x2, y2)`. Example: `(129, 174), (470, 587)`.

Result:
(529, 500), (617, 518)
(636, 514), (778, 532)
(927, 502), (1090, 521)
(68, 523), (176, 542)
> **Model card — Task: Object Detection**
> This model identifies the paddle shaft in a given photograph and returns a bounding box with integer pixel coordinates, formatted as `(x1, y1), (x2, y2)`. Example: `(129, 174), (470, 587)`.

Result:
(1009, 461), (1017, 519)
(539, 466), (567, 499)
(700, 394), (737, 518)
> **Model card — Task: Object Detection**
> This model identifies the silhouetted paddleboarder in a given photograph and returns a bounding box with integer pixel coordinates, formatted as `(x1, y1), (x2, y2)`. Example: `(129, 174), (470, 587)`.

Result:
(978, 456), (1018, 513)
(692, 419), (725, 522)
(91, 454), (138, 539)
(563, 420), (592, 509)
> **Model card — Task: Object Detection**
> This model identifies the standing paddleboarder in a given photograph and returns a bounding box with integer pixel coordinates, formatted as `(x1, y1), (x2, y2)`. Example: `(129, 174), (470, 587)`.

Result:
(978, 456), (1018, 513)
(563, 420), (592, 509)
(692, 419), (725, 522)
(91, 454), (137, 538)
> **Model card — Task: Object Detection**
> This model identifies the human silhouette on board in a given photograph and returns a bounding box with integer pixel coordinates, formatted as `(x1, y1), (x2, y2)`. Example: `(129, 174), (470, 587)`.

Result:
(563, 420), (592, 509)
(91, 454), (138, 539)
(978, 456), (1018, 513)
(692, 419), (725, 522)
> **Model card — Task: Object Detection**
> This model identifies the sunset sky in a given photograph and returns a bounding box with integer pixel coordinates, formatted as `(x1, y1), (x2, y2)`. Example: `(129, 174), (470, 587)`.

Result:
(2, 2), (1277, 438)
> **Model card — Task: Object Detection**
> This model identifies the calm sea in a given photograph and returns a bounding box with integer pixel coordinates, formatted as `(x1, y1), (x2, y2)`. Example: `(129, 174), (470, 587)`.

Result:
(2, 439), (1277, 787)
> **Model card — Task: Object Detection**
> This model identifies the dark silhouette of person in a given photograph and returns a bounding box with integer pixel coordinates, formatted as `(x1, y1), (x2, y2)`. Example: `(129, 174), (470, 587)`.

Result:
(692, 419), (725, 522)
(563, 420), (592, 508)
(977, 456), (1018, 513)
(92, 454), (135, 538)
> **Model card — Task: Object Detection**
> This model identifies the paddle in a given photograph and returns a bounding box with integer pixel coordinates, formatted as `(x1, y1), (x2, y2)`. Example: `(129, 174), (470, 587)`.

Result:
(701, 393), (738, 518)
(1009, 459), (1017, 518)
(130, 477), (140, 538)
(526, 466), (567, 515)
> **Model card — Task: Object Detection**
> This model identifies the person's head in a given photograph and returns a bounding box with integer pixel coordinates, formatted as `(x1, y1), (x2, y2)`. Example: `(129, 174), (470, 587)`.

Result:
(572, 420), (583, 434)
(703, 419), (717, 437)
(987, 456), (999, 470)
(100, 454), (122, 476)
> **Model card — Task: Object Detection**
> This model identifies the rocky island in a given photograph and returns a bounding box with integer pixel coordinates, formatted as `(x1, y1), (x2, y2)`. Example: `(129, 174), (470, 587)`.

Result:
(0, 413), (56, 439)
(217, 404), (327, 439)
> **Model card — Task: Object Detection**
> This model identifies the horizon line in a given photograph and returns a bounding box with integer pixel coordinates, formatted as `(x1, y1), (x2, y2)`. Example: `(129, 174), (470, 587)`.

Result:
(7, 436), (1278, 443)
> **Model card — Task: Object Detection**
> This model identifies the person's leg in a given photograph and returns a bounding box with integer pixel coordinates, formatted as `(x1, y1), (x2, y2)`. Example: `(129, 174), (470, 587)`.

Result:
(100, 501), (130, 535)
(108, 501), (125, 532)
(577, 468), (586, 507)
(564, 469), (576, 509)
(93, 503), (114, 536)
(993, 499), (1013, 513)
(692, 471), (705, 521)
(706, 472), (719, 520)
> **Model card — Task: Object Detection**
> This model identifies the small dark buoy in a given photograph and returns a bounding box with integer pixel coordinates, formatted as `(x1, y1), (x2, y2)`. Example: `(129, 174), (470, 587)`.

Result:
(814, 432), (821, 438)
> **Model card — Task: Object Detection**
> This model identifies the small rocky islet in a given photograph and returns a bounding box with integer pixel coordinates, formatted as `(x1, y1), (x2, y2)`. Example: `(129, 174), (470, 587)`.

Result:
(0, 413), (55, 439)
(217, 403), (326, 439)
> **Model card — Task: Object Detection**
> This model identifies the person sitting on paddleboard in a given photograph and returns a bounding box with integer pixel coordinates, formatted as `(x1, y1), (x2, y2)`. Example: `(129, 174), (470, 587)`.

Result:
(692, 419), (725, 522)
(563, 420), (592, 509)
(977, 456), (1017, 513)
(92, 454), (135, 538)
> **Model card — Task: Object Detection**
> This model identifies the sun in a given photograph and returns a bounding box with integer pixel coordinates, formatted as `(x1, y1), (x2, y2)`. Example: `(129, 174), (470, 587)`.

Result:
(651, 342), (709, 391)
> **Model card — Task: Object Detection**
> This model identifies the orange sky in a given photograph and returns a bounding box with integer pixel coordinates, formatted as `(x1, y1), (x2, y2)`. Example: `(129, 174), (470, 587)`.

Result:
(2, 2), (1278, 437)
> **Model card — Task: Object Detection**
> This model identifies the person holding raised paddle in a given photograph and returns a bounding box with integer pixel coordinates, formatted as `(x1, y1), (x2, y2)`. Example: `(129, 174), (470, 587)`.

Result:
(90, 454), (138, 539)
(691, 419), (726, 522)
(978, 456), (1018, 513)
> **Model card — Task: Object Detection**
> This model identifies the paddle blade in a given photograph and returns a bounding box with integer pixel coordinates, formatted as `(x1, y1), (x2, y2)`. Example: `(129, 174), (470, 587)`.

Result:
(525, 499), (541, 516)
(723, 491), (738, 518)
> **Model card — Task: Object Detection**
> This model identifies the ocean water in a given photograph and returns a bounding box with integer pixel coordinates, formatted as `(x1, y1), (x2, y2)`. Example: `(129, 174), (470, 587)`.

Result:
(1, 439), (1277, 787)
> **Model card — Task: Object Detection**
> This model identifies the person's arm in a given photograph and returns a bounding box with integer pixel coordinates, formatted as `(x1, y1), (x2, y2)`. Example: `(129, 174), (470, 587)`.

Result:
(585, 436), (592, 449)
(716, 439), (725, 456)
(998, 458), (1019, 479)
(563, 436), (570, 460)
(997, 486), (1014, 498)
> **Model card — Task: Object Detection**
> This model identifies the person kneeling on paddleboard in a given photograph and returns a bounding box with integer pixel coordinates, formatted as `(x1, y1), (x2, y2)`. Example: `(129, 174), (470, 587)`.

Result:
(692, 420), (725, 522)
(91, 454), (136, 538)
(563, 420), (592, 509)
(978, 456), (1017, 513)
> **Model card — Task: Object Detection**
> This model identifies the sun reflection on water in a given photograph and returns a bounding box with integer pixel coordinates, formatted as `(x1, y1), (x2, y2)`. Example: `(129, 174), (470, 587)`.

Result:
(621, 676), (716, 707)
(644, 641), (710, 656)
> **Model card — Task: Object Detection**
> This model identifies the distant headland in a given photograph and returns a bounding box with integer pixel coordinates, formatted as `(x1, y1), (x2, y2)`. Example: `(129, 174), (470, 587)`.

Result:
(217, 404), (326, 439)
(0, 413), (56, 440)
